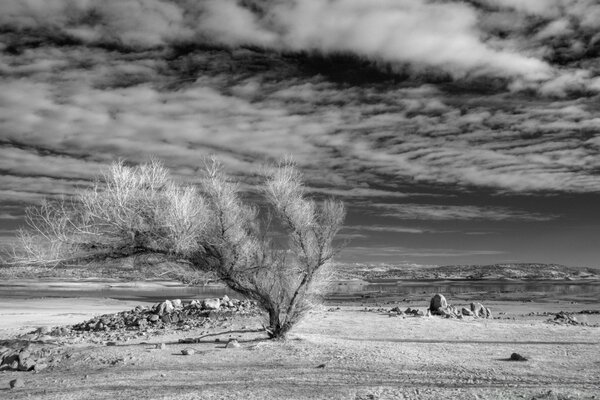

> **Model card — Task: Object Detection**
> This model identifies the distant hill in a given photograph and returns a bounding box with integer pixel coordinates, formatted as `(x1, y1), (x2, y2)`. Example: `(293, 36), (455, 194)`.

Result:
(334, 263), (600, 281)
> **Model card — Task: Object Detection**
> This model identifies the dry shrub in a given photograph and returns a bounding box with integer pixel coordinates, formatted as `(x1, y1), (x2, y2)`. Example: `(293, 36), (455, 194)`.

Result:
(10, 158), (345, 339)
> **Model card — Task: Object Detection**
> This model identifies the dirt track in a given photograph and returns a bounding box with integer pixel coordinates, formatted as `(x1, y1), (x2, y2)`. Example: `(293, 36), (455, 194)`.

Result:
(2, 304), (599, 400)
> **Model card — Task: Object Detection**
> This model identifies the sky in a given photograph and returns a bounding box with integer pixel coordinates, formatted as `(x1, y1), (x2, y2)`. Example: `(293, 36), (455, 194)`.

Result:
(1, 0), (600, 268)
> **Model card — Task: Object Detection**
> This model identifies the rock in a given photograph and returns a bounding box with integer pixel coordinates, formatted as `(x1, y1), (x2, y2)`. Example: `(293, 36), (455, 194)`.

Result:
(429, 294), (448, 312)
(470, 302), (486, 318)
(161, 314), (172, 323)
(158, 300), (174, 315)
(222, 295), (230, 303)
(461, 307), (473, 316)
(106, 342), (117, 346)
(190, 300), (201, 307)
(156, 343), (166, 350)
(510, 352), (528, 361)
(18, 350), (31, 363)
(202, 298), (221, 310)
(485, 307), (493, 319)
(9, 378), (24, 389)
(34, 362), (48, 372)
(171, 299), (182, 309)
(36, 326), (51, 335)
(18, 358), (36, 372)
(148, 314), (159, 322)
(181, 348), (195, 356)
(226, 339), (241, 349)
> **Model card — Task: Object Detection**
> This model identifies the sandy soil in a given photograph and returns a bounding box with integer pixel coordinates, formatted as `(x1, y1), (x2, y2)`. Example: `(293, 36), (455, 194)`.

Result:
(1, 297), (599, 400)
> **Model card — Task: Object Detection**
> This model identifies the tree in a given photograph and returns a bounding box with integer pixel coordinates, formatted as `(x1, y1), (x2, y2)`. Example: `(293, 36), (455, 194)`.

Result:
(11, 158), (345, 339)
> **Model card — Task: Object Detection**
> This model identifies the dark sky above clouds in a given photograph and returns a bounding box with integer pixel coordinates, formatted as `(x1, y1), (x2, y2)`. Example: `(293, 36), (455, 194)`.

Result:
(1, 0), (600, 267)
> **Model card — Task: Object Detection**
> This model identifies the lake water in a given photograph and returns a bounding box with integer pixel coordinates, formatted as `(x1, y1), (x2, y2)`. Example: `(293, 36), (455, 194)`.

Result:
(1, 278), (599, 304)
(327, 279), (600, 303)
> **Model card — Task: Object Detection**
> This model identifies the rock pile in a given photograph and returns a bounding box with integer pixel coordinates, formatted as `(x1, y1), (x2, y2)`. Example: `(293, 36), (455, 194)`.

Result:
(427, 294), (493, 319)
(71, 296), (260, 333)
(0, 343), (53, 372)
(386, 306), (425, 317)
(547, 311), (585, 326)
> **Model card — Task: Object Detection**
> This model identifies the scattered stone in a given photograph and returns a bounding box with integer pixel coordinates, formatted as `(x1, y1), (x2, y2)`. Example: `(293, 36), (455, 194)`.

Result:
(226, 339), (241, 349)
(510, 352), (528, 361)
(181, 348), (195, 356)
(9, 378), (24, 389)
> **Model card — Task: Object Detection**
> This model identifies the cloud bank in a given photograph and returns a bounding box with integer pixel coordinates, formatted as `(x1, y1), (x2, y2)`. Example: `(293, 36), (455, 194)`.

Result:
(2, 0), (600, 91)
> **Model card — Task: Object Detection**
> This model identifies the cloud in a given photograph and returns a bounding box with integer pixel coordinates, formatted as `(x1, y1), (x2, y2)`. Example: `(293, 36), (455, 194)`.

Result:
(367, 204), (555, 221)
(344, 225), (430, 234)
(0, 0), (570, 86)
(1, 0), (600, 206)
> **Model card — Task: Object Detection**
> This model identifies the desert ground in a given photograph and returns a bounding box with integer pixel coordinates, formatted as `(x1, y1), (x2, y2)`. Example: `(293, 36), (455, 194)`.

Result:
(1, 280), (599, 400)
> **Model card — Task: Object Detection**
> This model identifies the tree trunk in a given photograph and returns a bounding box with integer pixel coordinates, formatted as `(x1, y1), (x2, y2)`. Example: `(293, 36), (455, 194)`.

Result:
(267, 307), (290, 339)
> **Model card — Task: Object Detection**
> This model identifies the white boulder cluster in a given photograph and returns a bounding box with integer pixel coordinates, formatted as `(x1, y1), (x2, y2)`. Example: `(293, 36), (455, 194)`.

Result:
(428, 294), (493, 319)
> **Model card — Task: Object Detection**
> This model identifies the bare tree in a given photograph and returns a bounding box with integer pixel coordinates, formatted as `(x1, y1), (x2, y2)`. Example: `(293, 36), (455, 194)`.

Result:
(11, 158), (345, 339)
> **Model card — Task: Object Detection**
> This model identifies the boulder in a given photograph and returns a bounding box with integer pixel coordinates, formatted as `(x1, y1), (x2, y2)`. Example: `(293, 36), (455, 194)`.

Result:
(485, 307), (493, 319)
(510, 352), (528, 361)
(470, 302), (485, 318)
(429, 294), (448, 312)
(181, 348), (195, 356)
(171, 299), (182, 309)
(161, 314), (172, 323)
(9, 378), (24, 389)
(226, 339), (241, 349)
(36, 326), (51, 335)
(158, 300), (174, 315)
(190, 300), (201, 307)
(202, 298), (221, 310)
(461, 307), (473, 316)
